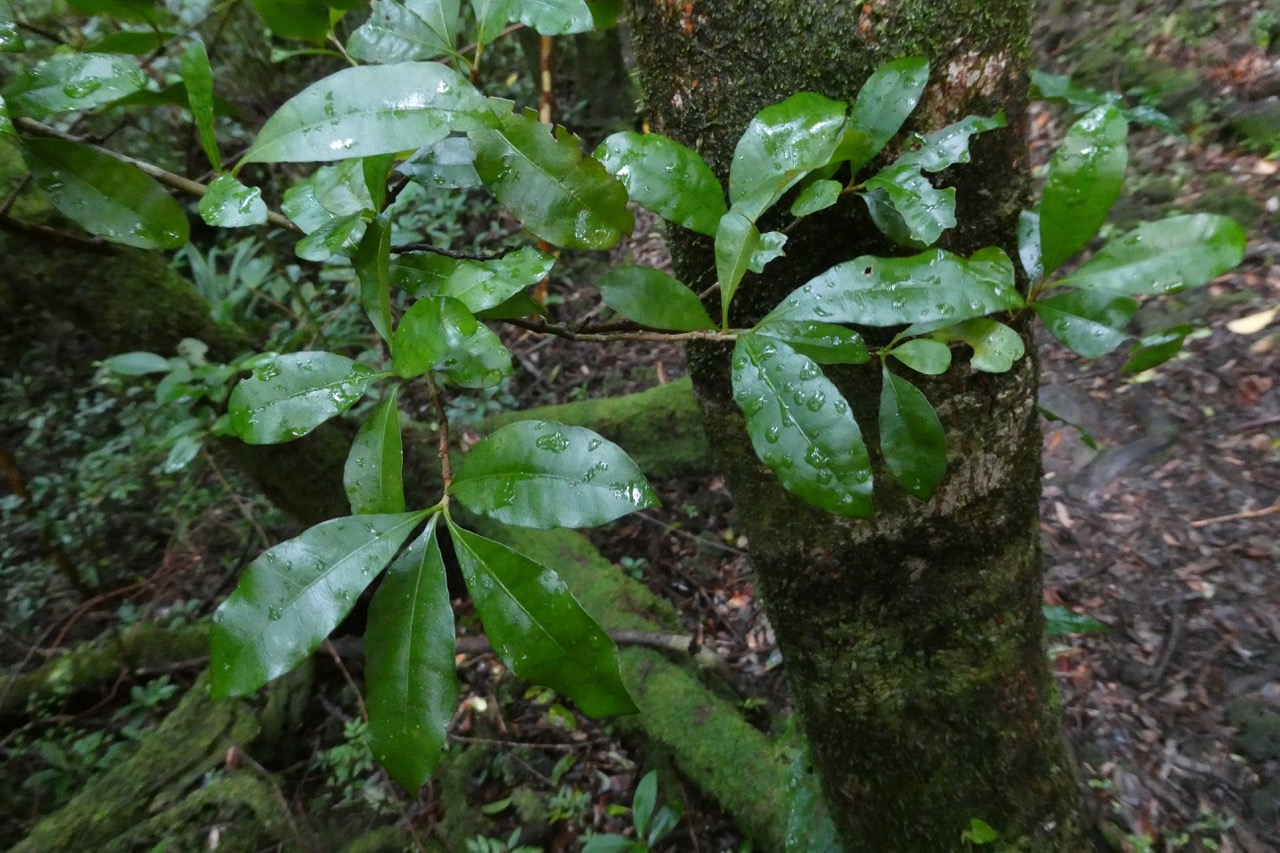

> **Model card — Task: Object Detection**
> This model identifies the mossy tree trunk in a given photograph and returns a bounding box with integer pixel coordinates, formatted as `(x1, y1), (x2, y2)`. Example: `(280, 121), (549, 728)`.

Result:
(629, 2), (1088, 849)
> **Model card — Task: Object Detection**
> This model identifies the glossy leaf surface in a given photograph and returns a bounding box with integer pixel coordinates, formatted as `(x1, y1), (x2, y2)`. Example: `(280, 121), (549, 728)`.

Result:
(593, 131), (726, 236)
(295, 211), (367, 261)
(392, 296), (512, 386)
(392, 246), (555, 310)
(1039, 104), (1128, 275)
(863, 164), (956, 247)
(888, 338), (951, 375)
(729, 92), (848, 219)
(365, 518), (457, 789)
(181, 39), (221, 172)
(210, 512), (423, 698)
(252, 0), (330, 43)
(750, 231), (787, 273)
(199, 175), (267, 227)
(448, 523), (637, 717)
(894, 113), (1006, 172)
(1032, 289), (1139, 359)
(879, 366), (946, 500)
(762, 248), (1020, 329)
(66, 0), (159, 21)
(597, 265), (714, 331)
(790, 178), (841, 217)
(939, 318), (1025, 373)
(847, 56), (929, 162)
(348, 0), (458, 63)
(1121, 324), (1193, 374)
(518, 0), (592, 34)
(282, 160), (373, 233)
(470, 0), (518, 44)
(355, 216), (394, 342)
(450, 420), (657, 528)
(400, 136), (481, 188)
(731, 334), (872, 517)
(229, 352), (376, 444)
(344, 387), (405, 515)
(19, 137), (189, 249)
(1054, 214), (1247, 295)
(1017, 209), (1043, 282)
(470, 106), (632, 249)
(714, 208), (759, 327)
(0, 0), (24, 52)
(754, 320), (868, 365)
(240, 62), (492, 164)
(101, 351), (171, 375)
(3, 53), (145, 118)
(87, 29), (173, 54)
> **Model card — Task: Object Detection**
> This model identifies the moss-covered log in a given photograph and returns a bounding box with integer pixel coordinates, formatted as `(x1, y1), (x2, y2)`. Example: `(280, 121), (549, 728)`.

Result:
(629, 1), (1087, 849)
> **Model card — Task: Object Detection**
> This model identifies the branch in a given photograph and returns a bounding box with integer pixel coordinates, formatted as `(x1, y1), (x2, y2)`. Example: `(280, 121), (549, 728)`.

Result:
(455, 628), (729, 674)
(502, 316), (739, 344)
(396, 241), (519, 262)
(12, 117), (298, 232)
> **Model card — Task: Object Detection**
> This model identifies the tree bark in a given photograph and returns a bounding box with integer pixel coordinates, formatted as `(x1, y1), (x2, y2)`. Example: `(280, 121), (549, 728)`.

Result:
(629, 1), (1088, 849)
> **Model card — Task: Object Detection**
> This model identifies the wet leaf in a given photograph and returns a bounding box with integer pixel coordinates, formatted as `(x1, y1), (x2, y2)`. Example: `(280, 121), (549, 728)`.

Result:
(518, 0), (592, 34)
(0, 0), (25, 52)
(597, 265), (714, 331)
(392, 245), (555, 310)
(1121, 324), (1193, 374)
(750, 231), (787, 273)
(935, 318), (1025, 373)
(714, 207), (759, 327)
(66, 0), (160, 22)
(101, 351), (171, 375)
(730, 91), (848, 219)
(754, 320), (868, 365)
(450, 420), (657, 528)
(1043, 604), (1108, 636)
(1032, 288), (1139, 359)
(239, 62), (493, 165)
(400, 136), (481, 189)
(847, 56), (929, 163)
(1017, 209), (1043, 282)
(862, 164), (956, 247)
(282, 160), (373, 233)
(392, 296), (512, 386)
(294, 210), (367, 260)
(199, 175), (267, 227)
(19, 136), (189, 250)
(790, 178), (841, 217)
(879, 366), (946, 500)
(762, 248), (1021, 330)
(1054, 213), (1246, 296)
(181, 39), (220, 172)
(354, 215), (394, 342)
(344, 386), (405, 514)
(1039, 104), (1128, 275)
(87, 29), (174, 54)
(470, 0), (518, 44)
(2, 53), (145, 118)
(348, 0), (458, 63)
(888, 338), (951, 375)
(365, 518), (457, 789)
(594, 131), (726, 236)
(252, 0), (330, 43)
(893, 113), (1006, 172)
(448, 522), (637, 717)
(731, 334), (872, 517)
(228, 351), (376, 444)
(210, 512), (424, 698)
(470, 105), (632, 249)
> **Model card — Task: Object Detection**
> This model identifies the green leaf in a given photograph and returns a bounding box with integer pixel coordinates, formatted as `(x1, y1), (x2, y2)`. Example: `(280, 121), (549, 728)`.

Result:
(400, 136), (481, 189)
(450, 420), (657, 528)
(363, 153), (395, 210)
(181, 39), (220, 172)
(632, 771), (657, 840)
(762, 248), (1021, 330)
(893, 113), (1006, 172)
(475, 289), (543, 320)
(518, 0), (593, 34)
(392, 246), (555, 310)
(66, 0), (160, 23)
(1054, 213), (1247, 296)
(790, 178), (841, 217)
(0, 0), (24, 52)
(1043, 604), (1107, 636)
(365, 517), (458, 789)
(240, 62), (493, 165)
(862, 164), (956, 247)
(470, 0), (519, 45)
(581, 836), (634, 853)
(2, 53), (146, 118)
(596, 266), (714, 331)
(729, 92), (848, 220)
(199, 176), (268, 227)
(470, 105), (633, 249)
(210, 512), (424, 698)
(393, 296), (512, 386)
(935, 318), (1025, 373)
(749, 231), (787, 272)
(1039, 104), (1128, 275)
(0, 97), (12, 136)
(282, 160), (373, 233)
(252, 0), (331, 43)
(354, 215), (394, 342)
(228, 351), (376, 444)
(731, 334), (872, 517)
(888, 338), (951, 375)
(87, 29), (175, 54)
(1037, 406), (1099, 451)
(1121, 324), (1193, 374)
(964, 818), (1002, 845)
(593, 131), (726, 236)
(754, 320), (868, 365)
(847, 56), (929, 163)
(1032, 289), (1138, 359)
(295, 210), (367, 261)
(1017, 209), (1043, 282)
(879, 366), (946, 500)
(348, 0), (459, 63)
(101, 351), (171, 375)
(714, 207), (759, 328)
(447, 522), (637, 717)
(344, 386), (405, 514)
(19, 137), (189, 250)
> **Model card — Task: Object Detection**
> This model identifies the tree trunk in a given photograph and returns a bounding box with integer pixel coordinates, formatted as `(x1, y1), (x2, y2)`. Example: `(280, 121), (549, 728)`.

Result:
(629, 2), (1088, 849)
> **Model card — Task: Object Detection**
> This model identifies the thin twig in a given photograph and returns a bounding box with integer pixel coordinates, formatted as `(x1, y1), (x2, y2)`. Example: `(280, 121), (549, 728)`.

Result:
(202, 448), (271, 549)
(323, 639), (369, 723)
(1190, 502), (1280, 528)
(397, 241), (518, 261)
(447, 734), (608, 752)
(427, 375), (453, 489)
(502, 317), (739, 344)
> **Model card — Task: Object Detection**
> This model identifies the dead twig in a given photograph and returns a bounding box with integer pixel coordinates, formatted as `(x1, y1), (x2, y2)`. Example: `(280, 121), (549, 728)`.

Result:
(1190, 502), (1280, 527)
